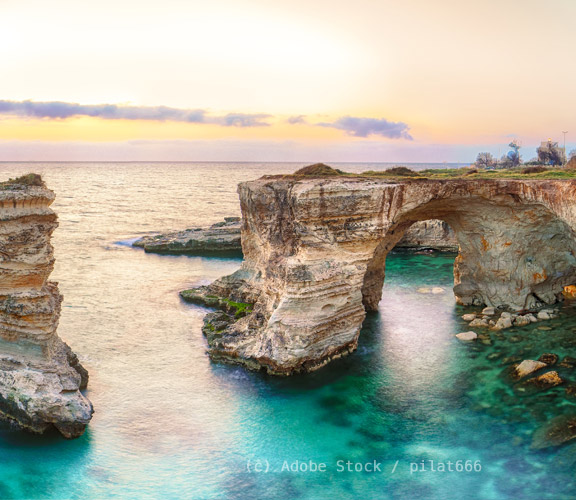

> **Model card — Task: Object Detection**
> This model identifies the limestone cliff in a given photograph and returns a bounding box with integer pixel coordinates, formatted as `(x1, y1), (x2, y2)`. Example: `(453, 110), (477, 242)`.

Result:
(0, 176), (93, 437)
(134, 217), (454, 255)
(396, 219), (457, 251)
(186, 175), (576, 375)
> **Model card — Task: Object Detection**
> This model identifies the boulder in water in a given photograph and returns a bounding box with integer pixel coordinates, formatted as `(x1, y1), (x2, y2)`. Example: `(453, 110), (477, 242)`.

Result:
(456, 331), (477, 341)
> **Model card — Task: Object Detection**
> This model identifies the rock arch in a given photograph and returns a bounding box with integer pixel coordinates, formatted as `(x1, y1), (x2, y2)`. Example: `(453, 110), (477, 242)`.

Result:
(362, 193), (576, 312)
(194, 177), (576, 375)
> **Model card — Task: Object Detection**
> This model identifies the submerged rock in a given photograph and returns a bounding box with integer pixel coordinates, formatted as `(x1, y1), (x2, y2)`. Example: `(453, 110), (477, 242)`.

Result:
(462, 313), (476, 322)
(532, 414), (576, 449)
(133, 217), (242, 255)
(516, 371), (563, 394)
(0, 178), (92, 438)
(538, 353), (559, 366)
(566, 386), (576, 399)
(559, 356), (576, 369)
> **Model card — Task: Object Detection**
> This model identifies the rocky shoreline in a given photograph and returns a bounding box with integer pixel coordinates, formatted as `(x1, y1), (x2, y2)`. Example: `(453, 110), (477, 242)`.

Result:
(0, 176), (93, 438)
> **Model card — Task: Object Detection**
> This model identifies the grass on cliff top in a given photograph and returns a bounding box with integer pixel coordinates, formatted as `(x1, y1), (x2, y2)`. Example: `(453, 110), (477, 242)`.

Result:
(291, 164), (576, 180)
(0, 173), (45, 189)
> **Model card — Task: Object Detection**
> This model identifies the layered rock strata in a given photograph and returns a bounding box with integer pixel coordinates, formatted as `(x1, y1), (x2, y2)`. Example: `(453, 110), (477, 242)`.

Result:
(0, 178), (93, 437)
(134, 218), (456, 255)
(133, 217), (242, 255)
(187, 175), (576, 375)
(395, 219), (457, 251)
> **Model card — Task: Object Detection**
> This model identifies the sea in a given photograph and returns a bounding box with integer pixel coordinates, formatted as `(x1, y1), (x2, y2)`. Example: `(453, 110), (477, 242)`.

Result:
(0, 162), (573, 500)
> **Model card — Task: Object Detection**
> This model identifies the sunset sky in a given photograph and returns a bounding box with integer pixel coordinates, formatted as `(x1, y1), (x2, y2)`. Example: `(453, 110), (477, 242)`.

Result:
(1, 0), (575, 162)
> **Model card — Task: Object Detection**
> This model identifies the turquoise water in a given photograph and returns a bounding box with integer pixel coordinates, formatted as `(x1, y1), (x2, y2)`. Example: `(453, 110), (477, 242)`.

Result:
(0, 163), (573, 499)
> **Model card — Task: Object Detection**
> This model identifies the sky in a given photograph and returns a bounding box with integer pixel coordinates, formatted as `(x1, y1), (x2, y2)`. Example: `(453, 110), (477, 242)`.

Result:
(1, 0), (575, 162)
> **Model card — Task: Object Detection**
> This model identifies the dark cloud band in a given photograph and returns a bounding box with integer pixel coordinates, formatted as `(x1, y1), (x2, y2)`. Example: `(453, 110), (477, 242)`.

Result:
(0, 101), (413, 139)
(0, 100), (271, 127)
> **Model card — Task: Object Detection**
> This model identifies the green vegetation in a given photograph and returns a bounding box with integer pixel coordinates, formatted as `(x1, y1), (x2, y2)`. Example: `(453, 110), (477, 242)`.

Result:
(1, 173), (44, 188)
(287, 162), (576, 181)
(180, 289), (253, 319)
(359, 166), (576, 180)
(221, 299), (253, 318)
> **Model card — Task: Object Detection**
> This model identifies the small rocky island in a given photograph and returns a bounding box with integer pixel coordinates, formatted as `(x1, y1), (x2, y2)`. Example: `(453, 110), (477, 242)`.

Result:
(133, 217), (242, 255)
(181, 164), (576, 377)
(0, 174), (92, 438)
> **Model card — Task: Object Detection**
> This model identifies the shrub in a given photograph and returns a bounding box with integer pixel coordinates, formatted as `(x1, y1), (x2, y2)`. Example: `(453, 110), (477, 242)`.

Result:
(294, 163), (344, 176)
(5, 173), (44, 186)
(521, 166), (547, 174)
(383, 166), (420, 177)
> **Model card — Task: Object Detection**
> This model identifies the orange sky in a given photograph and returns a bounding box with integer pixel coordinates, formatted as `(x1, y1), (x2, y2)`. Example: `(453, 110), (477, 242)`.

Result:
(1, 0), (575, 161)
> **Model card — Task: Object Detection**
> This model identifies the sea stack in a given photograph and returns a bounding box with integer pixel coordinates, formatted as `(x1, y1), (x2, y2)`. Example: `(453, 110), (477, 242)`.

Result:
(0, 174), (93, 438)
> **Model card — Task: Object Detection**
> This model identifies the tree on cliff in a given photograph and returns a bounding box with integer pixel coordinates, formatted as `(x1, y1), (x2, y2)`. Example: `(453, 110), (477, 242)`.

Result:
(498, 141), (522, 168)
(538, 141), (565, 166)
(475, 152), (495, 169)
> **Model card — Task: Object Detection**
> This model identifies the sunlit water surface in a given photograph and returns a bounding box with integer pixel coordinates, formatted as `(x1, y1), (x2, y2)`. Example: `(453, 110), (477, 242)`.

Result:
(0, 163), (573, 499)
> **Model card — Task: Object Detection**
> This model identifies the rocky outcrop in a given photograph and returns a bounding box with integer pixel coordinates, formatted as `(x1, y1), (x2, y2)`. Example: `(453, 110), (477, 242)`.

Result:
(186, 174), (576, 375)
(133, 217), (241, 255)
(0, 176), (92, 437)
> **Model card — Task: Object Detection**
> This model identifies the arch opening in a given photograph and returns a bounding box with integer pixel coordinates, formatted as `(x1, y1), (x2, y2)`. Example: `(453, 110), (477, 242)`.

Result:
(361, 196), (576, 312)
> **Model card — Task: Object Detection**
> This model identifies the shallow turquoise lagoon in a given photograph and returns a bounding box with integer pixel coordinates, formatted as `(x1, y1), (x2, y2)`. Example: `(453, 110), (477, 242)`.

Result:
(0, 163), (573, 500)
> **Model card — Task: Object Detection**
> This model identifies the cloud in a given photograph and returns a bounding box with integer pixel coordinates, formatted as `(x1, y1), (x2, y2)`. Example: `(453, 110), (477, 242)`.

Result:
(286, 115), (307, 125)
(0, 100), (271, 127)
(319, 116), (413, 140)
(216, 113), (271, 127)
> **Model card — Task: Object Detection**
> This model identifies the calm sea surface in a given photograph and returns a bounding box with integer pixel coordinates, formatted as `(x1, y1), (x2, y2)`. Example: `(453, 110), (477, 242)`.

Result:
(0, 162), (573, 500)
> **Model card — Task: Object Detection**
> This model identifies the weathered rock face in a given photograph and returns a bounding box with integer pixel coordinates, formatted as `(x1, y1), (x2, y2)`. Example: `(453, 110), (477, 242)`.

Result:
(133, 217), (241, 255)
(396, 219), (457, 251)
(0, 180), (93, 437)
(135, 217), (454, 255)
(191, 176), (576, 375)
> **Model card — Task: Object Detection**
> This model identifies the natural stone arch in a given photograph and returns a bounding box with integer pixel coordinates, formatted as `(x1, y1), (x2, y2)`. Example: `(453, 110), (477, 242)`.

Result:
(362, 193), (576, 312)
(191, 177), (576, 375)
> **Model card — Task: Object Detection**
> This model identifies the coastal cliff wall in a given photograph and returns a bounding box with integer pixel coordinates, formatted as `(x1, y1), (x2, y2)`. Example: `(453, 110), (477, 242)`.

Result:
(396, 219), (457, 250)
(189, 177), (576, 375)
(0, 179), (92, 438)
